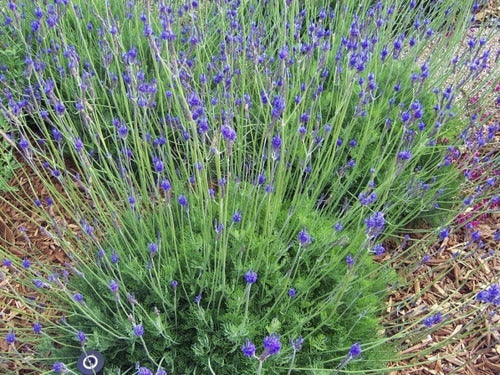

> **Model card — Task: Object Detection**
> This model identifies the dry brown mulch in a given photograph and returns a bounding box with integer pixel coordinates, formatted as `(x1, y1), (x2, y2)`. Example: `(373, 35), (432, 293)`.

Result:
(384, 216), (499, 375)
(0, 161), (73, 372)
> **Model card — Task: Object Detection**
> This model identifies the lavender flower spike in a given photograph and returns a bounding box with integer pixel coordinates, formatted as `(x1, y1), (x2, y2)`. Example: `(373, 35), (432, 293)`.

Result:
(241, 338), (256, 357)
(262, 333), (282, 357)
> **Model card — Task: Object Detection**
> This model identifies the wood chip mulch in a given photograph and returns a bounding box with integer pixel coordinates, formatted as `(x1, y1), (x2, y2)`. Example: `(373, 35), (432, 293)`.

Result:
(384, 214), (499, 375)
(0, 160), (73, 373)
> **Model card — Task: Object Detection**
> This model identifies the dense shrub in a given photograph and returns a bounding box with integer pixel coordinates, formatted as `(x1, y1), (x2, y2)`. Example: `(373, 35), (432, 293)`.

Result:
(0, 0), (497, 374)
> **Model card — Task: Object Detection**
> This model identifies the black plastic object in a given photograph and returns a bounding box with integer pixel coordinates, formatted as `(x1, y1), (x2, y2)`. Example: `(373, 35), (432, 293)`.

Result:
(77, 350), (105, 375)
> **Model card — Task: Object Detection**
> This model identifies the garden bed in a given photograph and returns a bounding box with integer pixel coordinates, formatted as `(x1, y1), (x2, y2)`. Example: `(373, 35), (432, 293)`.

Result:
(1, 0), (499, 374)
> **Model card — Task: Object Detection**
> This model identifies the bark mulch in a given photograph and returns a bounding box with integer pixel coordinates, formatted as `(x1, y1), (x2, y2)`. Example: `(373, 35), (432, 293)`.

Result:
(385, 215), (499, 375)
(0, 162), (73, 373)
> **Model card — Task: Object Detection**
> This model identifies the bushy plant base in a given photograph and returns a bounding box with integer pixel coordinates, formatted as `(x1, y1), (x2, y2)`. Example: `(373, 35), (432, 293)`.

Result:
(0, 0), (498, 374)
(38, 196), (397, 373)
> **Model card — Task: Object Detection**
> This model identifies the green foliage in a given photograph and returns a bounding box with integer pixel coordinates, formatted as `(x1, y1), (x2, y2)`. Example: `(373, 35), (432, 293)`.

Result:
(0, 116), (20, 192)
(40, 184), (398, 373)
(0, 0), (495, 374)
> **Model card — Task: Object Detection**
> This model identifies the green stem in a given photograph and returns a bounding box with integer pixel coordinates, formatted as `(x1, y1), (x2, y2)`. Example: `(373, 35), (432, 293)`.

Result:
(287, 351), (297, 375)
(257, 360), (264, 375)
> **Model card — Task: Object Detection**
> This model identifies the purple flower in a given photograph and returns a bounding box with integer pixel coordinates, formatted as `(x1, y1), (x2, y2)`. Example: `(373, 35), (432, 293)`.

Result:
(260, 90), (268, 105)
(244, 270), (258, 284)
(19, 137), (30, 151)
(133, 324), (144, 337)
(2, 258), (12, 267)
(160, 179), (171, 192)
(440, 227), (450, 239)
(127, 293), (138, 305)
(80, 219), (94, 236)
(52, 362), (66, 373)
(271, 95), (285, 118)
(365, 211), (385, 238)
(22, 258), (31, 269)
(477, 284), (499, 305)
(54, 102), (66, 116)
(348, 342), (361, 358)
(278, 46), (289, 60)
(33, 322), (42, 334)
(110, 251), (119, 264)
(232, 211), (242, 223)
(271, 136), (282, 151)
(74, 137), (83, 152)
(397, 150), (412, 160)
(128, 196), (136, 206)
(5, 331), (16, 345)
(263, 333), (281, 356)
(178, 194), (188, 207)
(215, 222), (224, 235)
(32, 279), (44, 288)
(423, 312), (442, 327)
(373, 243), (385, 255)
(401, 111), (411, 123)
(298, 228), (312, 246)
(155, 368), (167, 375)
(73, 293), (83, 303)
(194, 293), (202, 304)
(170, 280), (178, 289)
(288, 288), (296, 297)
(346, 254), (354, 267)
(138, 368), (152, 375)
(148, 242), (158, 256)
(334, 222), (343, 232)
(221, 125), (236, 142)
(359, 191), (377, 206)
(109, 280), (119, 293)
(290, 336), (304, 351)
(241, 338), (256, 357)
(76, 331), (86, 344)
(153, 157), (164, 173)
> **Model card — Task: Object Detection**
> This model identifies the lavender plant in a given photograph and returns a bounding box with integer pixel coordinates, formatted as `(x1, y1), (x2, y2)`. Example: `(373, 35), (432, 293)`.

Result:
(0, 0), (498, 374)
(0, 115), (21, 192)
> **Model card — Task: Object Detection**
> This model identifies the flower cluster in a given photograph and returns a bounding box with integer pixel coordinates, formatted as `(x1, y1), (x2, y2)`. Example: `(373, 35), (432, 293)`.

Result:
(477, 284), (499, 306)
(0, 0), (495, 373)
